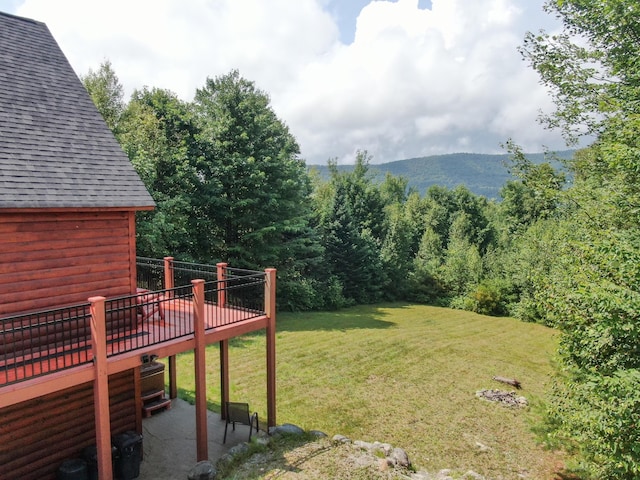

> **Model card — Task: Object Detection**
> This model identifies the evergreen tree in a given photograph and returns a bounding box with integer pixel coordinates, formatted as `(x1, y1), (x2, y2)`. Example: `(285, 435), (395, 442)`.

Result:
(316, 153), (387, 304)
(321, 180), (382, 304)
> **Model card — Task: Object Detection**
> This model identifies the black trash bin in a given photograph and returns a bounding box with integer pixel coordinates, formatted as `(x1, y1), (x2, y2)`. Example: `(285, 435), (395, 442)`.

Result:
(83, 444), (118, 480)
(56, 458), (88, 480)
(113, 431), (143, 480)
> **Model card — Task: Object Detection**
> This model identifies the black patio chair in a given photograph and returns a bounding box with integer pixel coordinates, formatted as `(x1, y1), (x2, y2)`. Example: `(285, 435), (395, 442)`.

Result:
(223, 401), (259, 443)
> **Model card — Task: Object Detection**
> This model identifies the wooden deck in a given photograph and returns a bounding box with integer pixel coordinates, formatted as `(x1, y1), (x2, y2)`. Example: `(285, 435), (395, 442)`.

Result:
(0, 299), (265, 387)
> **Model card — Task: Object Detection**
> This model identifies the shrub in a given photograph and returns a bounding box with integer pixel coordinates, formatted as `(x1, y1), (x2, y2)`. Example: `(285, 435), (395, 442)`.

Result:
(279, 275), (348, 311)
(546, 369), (640, 479)
(466, 279), (512, 316)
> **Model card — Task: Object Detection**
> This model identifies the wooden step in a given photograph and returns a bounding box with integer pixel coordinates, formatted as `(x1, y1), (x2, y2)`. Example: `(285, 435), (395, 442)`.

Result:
(142, 397), (172, 417)
(141, 389), (165, 402)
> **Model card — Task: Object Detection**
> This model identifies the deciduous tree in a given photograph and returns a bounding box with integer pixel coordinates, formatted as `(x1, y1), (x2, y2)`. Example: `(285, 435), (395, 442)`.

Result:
(81, 60), (125, 133)
(522, 1), (640, 476)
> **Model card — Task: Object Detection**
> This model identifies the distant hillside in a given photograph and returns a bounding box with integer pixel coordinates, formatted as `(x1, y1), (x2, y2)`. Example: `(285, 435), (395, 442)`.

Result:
(308, 151), (574, 199)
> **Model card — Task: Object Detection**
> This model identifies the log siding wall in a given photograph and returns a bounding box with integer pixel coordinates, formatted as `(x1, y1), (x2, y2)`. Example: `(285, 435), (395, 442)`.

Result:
(0, 211), (136, 316)
(0, 369), (138, 480)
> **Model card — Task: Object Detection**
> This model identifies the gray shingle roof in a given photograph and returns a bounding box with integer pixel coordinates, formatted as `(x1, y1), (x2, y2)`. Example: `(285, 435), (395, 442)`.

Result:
(0, 11), (155, 209)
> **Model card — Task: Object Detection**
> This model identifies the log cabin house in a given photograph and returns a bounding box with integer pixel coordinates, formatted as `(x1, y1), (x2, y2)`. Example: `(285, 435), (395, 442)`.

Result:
(0, 11), (276, 480)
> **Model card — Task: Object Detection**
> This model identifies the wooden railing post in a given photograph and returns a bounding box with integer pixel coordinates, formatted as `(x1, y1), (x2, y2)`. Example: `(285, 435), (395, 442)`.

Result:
(89, 296), (113, 480)
(166, 256), (177, 399)
(164, 257), (174, 294)
(265, 268), (277, 428)
(216, 262), (227, 307)
(192, 279), (208, 461)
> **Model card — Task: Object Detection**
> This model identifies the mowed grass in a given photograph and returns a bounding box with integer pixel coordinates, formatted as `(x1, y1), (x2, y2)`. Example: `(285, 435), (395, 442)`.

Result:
(173, 303), (563, 479)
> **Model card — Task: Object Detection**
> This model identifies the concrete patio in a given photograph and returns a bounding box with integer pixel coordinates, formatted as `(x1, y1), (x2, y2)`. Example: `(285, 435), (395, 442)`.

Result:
(138, 397), (254, 479)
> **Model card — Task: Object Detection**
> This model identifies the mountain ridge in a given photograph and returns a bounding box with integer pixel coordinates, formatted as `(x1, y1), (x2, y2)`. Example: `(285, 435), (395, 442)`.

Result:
(308, 150), (574, 199)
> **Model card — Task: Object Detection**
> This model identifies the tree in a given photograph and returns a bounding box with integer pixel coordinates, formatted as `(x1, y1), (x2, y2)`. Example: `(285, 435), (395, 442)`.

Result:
(193, 71), (310, 265)
(423, 185), (493, 254)
(403, 191), (430, 258)
(440, 212), (482, 299)
(521, 0), (640, 142)
(379, 202), (412, 299)
(193, 70), (323, 310)
(118, 87), (201, 259)
(317, 154), (385, 304)
(408, 226), (446, 303)
(539, 221), (640, 479)
(329, 151), (387, 243)
(81, 60), (125, 133)
(499, 141), (566, 234)
(522, 2), (640, 476)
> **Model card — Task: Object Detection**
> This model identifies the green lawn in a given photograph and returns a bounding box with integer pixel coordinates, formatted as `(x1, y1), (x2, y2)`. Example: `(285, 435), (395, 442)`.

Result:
(172, 303), (563, 479)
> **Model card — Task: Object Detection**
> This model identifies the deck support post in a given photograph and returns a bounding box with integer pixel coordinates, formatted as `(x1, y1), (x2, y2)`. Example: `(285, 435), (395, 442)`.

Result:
(168, 355), (177, 399)
(89, 296), (113, 480)
(265, 268), (277, 428)
(192, 279), (208, 462)
(163, 257), (177, 400)
(220, 340), (229, 420)
(217, 263), (229, 420)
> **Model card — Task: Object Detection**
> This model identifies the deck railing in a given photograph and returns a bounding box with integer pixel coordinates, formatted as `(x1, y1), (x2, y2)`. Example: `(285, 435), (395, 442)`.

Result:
(171, 259), (219, 286)
(105, 284), (194, 357)
(1, 260), (269, 387)
(0, 303), (92, 385)
(204, 271), (267, 327)
(136, 256), (166, 291)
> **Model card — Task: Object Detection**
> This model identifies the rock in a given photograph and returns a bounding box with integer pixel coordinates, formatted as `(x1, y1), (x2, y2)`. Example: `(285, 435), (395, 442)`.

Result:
(476, 389), (528, 407)
(390, 447), (411, 468)
(254, 431), (271, 446)
(353, 440), (374, 450)
(463, 471), (486, 479)
(187, 461), (215, 480)
(475, 441), (491, 453)
(332, 434), (351, 443)
(215, 453), (233, 469)
(411, 471), (433, 480)
(187, 460), (215, 480)
(378, 458), (390, 471)
(228, 443), (250, 456)
(349, 453), (375, 468)
(436, 469), (454, 480)
(269, 423), (305, 436)
(373, 441), (393, 456)
(252, 427), (485, 479)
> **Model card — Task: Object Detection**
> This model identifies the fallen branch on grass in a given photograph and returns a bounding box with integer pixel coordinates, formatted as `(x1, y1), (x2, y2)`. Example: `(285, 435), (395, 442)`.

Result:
(492, 376), (521, 389)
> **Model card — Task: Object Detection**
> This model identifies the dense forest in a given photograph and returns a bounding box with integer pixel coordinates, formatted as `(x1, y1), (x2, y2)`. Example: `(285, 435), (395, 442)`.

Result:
(83, 1), (640, 477)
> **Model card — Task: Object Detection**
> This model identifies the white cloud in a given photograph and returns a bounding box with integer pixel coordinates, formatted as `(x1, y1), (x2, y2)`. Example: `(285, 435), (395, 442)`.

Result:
(11, 0), (568, 164)
(280, 0), (566, 163)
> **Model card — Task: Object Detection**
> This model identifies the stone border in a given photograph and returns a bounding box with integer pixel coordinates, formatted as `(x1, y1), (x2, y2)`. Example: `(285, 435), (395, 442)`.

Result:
(204, 423), (488, 480)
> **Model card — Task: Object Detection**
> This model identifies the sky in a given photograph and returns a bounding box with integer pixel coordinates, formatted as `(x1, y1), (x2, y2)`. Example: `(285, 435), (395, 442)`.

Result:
(0, 0), (569, 164)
